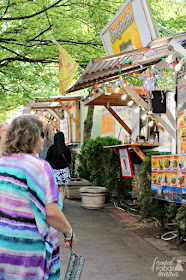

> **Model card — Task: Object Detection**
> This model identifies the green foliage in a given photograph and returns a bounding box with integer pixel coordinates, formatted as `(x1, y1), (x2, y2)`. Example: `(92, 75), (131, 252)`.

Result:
(175, 204), (186, 230)
(0, 0), (185, 118)
(69, 149), (78, 178)
(77, 136), (132, 203)
(138, 150), (170, 219)
(165, 202), (180, 222)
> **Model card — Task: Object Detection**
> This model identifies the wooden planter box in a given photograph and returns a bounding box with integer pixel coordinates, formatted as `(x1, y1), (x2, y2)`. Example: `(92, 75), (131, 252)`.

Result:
(79, 186), (107, 209)
(65, 178), (92, 199)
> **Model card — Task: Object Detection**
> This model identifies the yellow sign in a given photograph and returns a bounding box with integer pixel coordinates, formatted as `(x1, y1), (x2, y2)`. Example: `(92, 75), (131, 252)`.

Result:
(108, 3), (142, 54)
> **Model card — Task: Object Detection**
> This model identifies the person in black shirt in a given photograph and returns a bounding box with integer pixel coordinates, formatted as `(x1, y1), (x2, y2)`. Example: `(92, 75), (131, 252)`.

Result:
(46, 132), (71, 203)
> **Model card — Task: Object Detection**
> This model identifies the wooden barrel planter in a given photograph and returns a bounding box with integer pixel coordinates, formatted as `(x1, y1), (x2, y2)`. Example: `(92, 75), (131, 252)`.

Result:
(65, 178), (92, 199)
(79, 186), (107, 209)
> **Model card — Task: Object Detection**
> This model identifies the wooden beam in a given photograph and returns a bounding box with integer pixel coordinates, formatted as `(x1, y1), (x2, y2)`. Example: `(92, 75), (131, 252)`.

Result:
(50, 108), (62, 120)
(31, 105), (62, 109)
(105, 105), (132, 135)
(58, 100), (80, 127)
(75, 100), (80, 142)
(131, 145), (147, 161)
(120, 84), (164, 131)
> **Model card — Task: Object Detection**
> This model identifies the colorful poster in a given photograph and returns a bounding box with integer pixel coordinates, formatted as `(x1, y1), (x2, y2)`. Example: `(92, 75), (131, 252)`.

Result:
(151, 155), (185, 204)
(118, 147), (133, 178)
(177, 111), (186, 154)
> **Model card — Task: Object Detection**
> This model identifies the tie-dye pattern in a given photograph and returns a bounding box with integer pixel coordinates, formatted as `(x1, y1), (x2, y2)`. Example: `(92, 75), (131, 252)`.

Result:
(0, 153), (63, 280)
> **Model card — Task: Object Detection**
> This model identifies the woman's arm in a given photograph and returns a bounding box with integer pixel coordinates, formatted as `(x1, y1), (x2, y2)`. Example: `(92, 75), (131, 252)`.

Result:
(46, 201), (73, 238)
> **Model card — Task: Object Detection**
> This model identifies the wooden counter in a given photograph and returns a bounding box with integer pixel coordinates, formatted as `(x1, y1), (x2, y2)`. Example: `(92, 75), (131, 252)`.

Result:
(103, 143), (159, 161)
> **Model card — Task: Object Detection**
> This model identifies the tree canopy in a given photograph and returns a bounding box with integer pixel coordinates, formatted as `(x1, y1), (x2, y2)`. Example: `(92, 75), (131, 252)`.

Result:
(0, 0), (185, 120)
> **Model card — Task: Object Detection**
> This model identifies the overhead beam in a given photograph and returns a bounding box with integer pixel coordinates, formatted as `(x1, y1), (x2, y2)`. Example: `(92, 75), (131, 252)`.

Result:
(50, 108), (63, 120)
(105, 105), (132, 135)
(120, 84), (164, 132)
(58, 100), (80, 127)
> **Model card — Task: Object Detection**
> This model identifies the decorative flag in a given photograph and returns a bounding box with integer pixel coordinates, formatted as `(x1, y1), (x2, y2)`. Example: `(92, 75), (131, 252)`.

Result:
(49, 35), (78, 95)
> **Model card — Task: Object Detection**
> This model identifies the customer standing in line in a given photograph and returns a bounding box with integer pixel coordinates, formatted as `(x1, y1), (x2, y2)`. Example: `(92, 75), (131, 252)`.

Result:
(46, 132), (71, 203)
(0, 115), (75, 280)
(39, 122), (54, 159)
(0, 122), (9, 157)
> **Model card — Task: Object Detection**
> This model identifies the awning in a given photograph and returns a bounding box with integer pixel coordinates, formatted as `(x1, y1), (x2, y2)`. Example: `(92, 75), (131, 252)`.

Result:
(67, 32), (186, 93)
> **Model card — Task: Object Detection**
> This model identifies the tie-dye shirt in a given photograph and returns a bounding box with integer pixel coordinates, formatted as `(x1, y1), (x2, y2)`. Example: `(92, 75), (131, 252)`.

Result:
(0, 153), (63, 280)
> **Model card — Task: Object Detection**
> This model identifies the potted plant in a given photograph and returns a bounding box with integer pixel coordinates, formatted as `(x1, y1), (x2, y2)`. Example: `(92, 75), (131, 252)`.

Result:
(65, 178), (92, 199)
(79, 186), (107, 209)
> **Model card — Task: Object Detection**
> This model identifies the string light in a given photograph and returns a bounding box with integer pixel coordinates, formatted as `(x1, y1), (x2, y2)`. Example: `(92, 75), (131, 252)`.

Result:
(148, 120), (154, 127)
(140, 64), (143, 69)
(184, 74), (186, 80)
(153, 51), (157, 56)
(175, 61), (182, 72)
(122, 94), (127, 100)
(143, 55), (146, 61)
(142, 114), (147, 120)
(135, 107), (140, 113)
(128, 100), (134, 106)
(115, 87), (119, 93)
(126, 58), (129, 64)
(166, 54), (172, 63)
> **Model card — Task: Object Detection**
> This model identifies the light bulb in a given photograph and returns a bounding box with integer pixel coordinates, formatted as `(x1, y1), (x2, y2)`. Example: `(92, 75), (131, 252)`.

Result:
(122, 94), (127, 100)
(142, 114), (147, 120)
(148, 120), (154, 126)
(143, 55), (146, 61)
(135, 107), (140, 113)
(175, 63), (181, 71)
(166, 54), (172, 63)
(128, 100), (133, 106)
(184, 74), (186, 80)
(115, 87), (119, 93)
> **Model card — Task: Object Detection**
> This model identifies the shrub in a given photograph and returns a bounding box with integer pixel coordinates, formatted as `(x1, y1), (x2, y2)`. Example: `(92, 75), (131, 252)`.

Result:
(77, 136), (132, 204)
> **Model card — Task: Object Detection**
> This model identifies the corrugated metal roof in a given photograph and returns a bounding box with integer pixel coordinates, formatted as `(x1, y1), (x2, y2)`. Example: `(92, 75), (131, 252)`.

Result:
(67, 32), (186, 93)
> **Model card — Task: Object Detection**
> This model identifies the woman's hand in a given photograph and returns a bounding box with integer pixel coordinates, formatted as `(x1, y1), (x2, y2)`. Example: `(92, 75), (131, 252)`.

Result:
(64, 231), (76, 248)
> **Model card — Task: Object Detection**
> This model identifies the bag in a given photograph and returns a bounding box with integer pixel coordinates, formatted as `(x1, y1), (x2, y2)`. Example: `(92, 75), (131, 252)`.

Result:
(64, 251), (85, 280)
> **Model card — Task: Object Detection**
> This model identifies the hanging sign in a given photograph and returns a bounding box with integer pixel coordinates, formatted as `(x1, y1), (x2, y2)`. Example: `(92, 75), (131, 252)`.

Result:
(118, 147), (133, 178)
(100, 0), (158, 55)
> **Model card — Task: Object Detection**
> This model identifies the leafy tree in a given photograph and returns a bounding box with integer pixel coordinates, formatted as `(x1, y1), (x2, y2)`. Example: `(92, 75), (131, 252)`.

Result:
(0, 0), (185, 120)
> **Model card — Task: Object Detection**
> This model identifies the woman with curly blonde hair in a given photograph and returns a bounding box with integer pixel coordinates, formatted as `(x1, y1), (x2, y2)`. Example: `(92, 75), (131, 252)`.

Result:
(0, 115), (75, 279)
(39, 122), (54, 159)
(0, 122), (9, 157)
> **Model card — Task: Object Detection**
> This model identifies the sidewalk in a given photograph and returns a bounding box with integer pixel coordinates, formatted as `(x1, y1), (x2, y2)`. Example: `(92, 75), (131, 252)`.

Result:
(59, 199), (186, 280)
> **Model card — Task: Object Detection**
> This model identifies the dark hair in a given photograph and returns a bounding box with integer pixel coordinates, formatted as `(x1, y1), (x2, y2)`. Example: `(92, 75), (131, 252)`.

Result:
(54, 132), (66, 154)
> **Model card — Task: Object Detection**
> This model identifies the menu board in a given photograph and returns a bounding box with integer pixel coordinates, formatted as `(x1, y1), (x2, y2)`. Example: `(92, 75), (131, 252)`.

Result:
(151, 155), (186, 203)
(177, 111), (186, 154)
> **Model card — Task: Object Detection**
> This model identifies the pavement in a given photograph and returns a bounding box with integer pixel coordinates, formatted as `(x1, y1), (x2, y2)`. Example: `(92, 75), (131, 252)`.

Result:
(59, 199), (186, 280)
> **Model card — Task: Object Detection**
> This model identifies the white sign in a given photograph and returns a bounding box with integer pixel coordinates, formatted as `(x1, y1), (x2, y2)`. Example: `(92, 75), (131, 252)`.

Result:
(178, 74), (186, 104)
(100, 0), (158, 55)
(118, 147), (133, 178)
